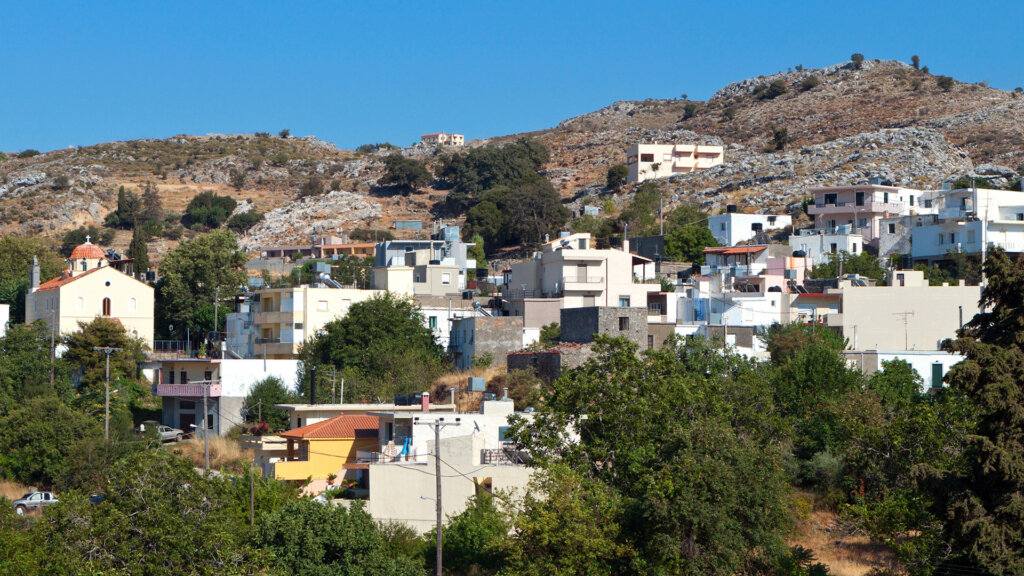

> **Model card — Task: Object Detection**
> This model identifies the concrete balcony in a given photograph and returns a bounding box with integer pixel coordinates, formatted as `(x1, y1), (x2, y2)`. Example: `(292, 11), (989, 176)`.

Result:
(154, 382), (222, 397)
(561, 275), (604, 291)
(254, 310), (296, 326)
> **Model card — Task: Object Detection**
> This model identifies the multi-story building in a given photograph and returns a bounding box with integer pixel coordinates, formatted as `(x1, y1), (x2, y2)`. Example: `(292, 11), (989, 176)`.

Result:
(258, 235), (376, 261)
(708, 213), (792, 246)
(449, 316), (529, 370)
(503, 233), (651, 310)
(908, 187), (1024, 263)
(25, 241), (155, 346)
(0, 303), (9, 337)
(420, 132), (465, 146)
(805, 184), (925, 248)
(625, 143), (724, 183)
(788, 227), (866, 264)
(253, 286), (386, 358)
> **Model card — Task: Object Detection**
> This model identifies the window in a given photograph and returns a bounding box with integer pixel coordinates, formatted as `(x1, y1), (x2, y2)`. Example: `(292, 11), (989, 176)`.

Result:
(429, 316), (438, 330)
(910, 195), (915, 206)
(618, 296), (630, 307)
(883, 192), (889, 203)
(101, 297), (111, 317)
(888, 223), (896, 234)
(767, 216), (777, 224)
(855, 191), (864, 206)
(294, 323), (303, 330)
(852, 243), (859, 253)
(80, 260), (87, 271)
(931, 363), (943, 389)
(720, 223), (726, 231)
(618, 317), (629, 331)
(949, 232), (956, 244)
(924, 199), (933, 208)
(640, 153), (654, 162)
(129, 297), (137, 312)
(830, 243), (837, 254)
(317, 300), (328, 312)
(76, 296), (84, 311)
(180, 371), (188, 384)
(826, 219), (836, 229)
(168, 370), (175, 384)
(897, 273), (905, 287)
(441, 272), (452, 285)
(204, 371), (213, 381)
(857, 218), (868, 228)
(751, 222), (763, 232)
(824, 193), (837, 205)
(967, 230), (976, 243)
(938, 234), (943, 245)
(647, 334), (654, 349)
(1017, 213), (1024, 221)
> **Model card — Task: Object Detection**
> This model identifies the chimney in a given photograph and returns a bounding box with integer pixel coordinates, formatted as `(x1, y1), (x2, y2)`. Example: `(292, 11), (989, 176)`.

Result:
(421, 391), (430, 412)
(29, 256), (40, 291)
(502, 387), (509, 400)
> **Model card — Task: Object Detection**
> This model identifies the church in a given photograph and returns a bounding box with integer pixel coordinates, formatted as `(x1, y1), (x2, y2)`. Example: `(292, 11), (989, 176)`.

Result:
(25, 238), (155, 347)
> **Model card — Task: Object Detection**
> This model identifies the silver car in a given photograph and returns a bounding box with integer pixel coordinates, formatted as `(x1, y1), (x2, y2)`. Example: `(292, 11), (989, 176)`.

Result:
(12, 491), (58, 515)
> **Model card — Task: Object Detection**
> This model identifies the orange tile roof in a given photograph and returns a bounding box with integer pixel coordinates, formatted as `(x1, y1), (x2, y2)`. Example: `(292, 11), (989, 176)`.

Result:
(281, 414), (379, 440)
(35, 267), (102, 292)
(703, 246), (767, 255)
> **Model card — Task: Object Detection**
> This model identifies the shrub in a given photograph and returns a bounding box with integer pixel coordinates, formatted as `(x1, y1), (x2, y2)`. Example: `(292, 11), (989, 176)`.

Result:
(0, 152), (7, 162)
(229, 168), (245, 190)
(911, 54), (920, 69)
(52, 174), (70, 190)
(722, 106), (736, 121)
(606, 164), (628, 192)
(278, 128), (290, 139)
(681, 102), (700, 120)
(851, 53), (865, 69)
(798, 76), (820, 92)
(380, 153), (431, 195)
(298, 175), (325, 198)
(227, 211), (263, 233)
(764, 125), (792, 152)
(921, 65), (929, 74)
(17, 149), (40, 158)
(183, 190), (237, 229)
(754, 80), (788, 100)
(936, 76), (955, 91)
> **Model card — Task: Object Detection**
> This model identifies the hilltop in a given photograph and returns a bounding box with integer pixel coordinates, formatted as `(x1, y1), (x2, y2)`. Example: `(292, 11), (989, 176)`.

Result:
(2, 58), (1022, 257)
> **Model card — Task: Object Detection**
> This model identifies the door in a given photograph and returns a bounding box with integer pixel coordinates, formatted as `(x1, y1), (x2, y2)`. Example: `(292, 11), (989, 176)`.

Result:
(179, 413), (195, 436)
(577, 264), (587, 283)
(931, 363), (944, 389)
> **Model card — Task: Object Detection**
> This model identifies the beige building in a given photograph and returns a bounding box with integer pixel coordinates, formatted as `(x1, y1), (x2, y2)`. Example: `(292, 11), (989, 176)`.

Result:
(626, 143), (724, 183)
(254, 286), (386, 358)
(504, 233), (651, 310)
(420, 132), (465, 146)
(829, 269), (981, 351)
(373, 246), (465, 297)
(25, 241), (154, 346)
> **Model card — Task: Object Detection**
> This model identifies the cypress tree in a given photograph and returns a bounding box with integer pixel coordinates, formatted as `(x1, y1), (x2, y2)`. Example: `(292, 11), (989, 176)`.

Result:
(127, 227), (150, 274)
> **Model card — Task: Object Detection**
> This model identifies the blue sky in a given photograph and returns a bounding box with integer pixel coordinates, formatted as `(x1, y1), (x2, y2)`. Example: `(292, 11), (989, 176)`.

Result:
(2, 1), (1022, 153)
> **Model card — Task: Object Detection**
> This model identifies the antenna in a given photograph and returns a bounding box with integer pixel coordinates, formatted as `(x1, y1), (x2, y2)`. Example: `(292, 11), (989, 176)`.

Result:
(893, 311), (915, 349)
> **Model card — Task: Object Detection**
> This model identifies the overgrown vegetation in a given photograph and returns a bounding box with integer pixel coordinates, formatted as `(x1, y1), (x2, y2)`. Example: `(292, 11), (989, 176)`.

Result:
(182, 190), (238, 229)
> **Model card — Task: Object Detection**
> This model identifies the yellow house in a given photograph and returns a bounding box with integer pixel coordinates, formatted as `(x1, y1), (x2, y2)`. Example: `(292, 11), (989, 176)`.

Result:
(274, 414), (380, 492)
(25, 240), (155, 347)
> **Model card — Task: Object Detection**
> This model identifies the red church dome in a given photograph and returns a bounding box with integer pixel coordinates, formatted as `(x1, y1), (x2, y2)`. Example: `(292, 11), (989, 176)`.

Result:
(70, 241), (106, 260)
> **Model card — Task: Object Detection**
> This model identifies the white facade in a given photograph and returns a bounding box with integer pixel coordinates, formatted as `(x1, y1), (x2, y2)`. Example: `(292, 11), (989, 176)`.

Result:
(909, 188), (1024, 261)
(0, 304), (8, 337)
(708, 213), (792, 246)
(806, 184), (927, 248)
(845, 350), (964, 391)
(789, 229), (865, 264)
(626, 143), (724, 183)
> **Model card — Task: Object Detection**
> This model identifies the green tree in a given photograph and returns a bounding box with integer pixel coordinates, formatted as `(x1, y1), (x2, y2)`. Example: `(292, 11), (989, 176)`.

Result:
(126, 226), (150, 272)
(298, 293), (445, 402)
(256, 499), (422, 576)
(664, 225), (718, 263)
(467, 233), (488, 272)
(913, 262), (956, 286)
(0, 395), (101, 487)
(436, 139), (549, 209)
(851, 53), (865, 69)
(140, 182), (164, 224)
(381, 153), (432, 195)
(60, 225), (114, 256)
(298, 175), (326, 198)
(243, 376), (299, 431)
(934, 248), (1024, 574)
(936, 75), (955, 91)
(503, 175), (570, 250)
(606, 164), (628, 192)
(810, 251), (886, 283)
(432, 495), (511, 575)
(0, 322), (72, 415)
(911, 54), (921, 69)
(0, 235), (64, 322)
(616, 182), (661, 236)
(466, 200), (505, 250)
(539, 322), (560, 347)
(765, 125), (792, 152)
(62, 318), (148, 421)
(155, 230), (247, 340)
(183, 190), (238, 229)
(226, 210), (264, 233)
(104, 186), (144, 229)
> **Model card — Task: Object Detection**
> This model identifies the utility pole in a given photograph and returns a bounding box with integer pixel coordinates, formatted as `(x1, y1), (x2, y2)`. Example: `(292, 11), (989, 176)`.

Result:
(49, 310), (55, 385)
(202, 379), (210, 473)
(213, 287), (219, 341)
(93, 347), (123, 442)
(249, 460), (255, 527)
(415, 416), (461, 576)
(257, 399), (262, 424)
(339, 378), (344, 404)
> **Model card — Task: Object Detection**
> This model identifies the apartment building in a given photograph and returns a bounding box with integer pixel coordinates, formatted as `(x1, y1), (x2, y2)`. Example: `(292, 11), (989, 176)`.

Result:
(908, 187), (1024, 263)
(625, 143), (724, 183)
(253, 286), (385, 358)
(806, 184), (926, 248)
(503, 233), (651, 310)
(708, 213), (792, 246)
(420, 132), (465, 146)
(788, 228), (865, 264)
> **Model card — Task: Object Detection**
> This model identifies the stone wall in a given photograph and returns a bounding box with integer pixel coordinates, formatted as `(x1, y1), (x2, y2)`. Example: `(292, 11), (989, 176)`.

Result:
(561, 306), (648, 348)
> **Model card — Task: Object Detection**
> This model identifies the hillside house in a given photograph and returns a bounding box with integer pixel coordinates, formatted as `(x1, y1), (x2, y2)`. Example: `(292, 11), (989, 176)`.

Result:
(626, 143), (724, 183)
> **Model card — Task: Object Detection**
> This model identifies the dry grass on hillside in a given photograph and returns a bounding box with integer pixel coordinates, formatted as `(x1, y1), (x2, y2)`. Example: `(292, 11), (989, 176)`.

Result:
(433, 366), (506, 411)
(791, 508), (901, 576)
(0, 480), (30, 501)
(171, 436), (252, 474)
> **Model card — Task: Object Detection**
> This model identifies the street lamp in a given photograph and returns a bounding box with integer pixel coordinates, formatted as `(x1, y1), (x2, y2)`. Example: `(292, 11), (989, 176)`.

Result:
(93, 346), (123, 442)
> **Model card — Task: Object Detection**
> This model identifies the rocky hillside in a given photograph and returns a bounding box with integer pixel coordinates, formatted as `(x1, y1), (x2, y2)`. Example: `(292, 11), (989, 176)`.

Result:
(2, 58), (1022, 256)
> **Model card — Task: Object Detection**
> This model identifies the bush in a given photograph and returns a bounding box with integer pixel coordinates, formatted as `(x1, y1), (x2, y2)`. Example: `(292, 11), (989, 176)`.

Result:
(911, 54), (920, 69)
(851, 53), (865, 69)
(52, 174), (70, 190)
(229, 168), (245, 190)
(61, 225), (114, 256)
(278, 128), (290, 139)
(936, 75), (955, 91)
(681, 102), (701, 119)
(226, 211), (263, 233)
(16, 149), (40, 159)
(798, 76), (820, 92)
(298, 175), (325, 198)
(606, 164), (628, 192)
(764, 125), (792, 152)
(380, 153), (431, 195)
(755, 80), (788, 100)
(183, 190), (237, 229)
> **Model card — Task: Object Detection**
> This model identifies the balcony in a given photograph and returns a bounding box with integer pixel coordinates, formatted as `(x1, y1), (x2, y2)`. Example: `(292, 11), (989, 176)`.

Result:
(150, 340), (197, 360)
(255, 337), (281, 345)
(562, 275), (604, 291)
(254, 310), (296, 326)
(154, 382), (222, 397)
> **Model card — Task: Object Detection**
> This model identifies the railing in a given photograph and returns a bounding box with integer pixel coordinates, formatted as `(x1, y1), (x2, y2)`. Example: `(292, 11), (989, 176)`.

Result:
(505, 289), (540, 300)
(255, 337), (281, 344)
(150, 340), (196, 359)
(481, 447), (526, 465)
(562, 275), (604, 284)
(154, 381), (222, 398)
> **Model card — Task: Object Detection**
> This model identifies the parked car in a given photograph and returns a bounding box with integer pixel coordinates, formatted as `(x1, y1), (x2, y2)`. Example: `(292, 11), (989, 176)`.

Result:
(12, 491), (58, 515)
(136, 422), (185, 443)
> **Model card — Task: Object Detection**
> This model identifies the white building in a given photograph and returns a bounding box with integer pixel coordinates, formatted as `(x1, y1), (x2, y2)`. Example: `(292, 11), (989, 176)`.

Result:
(625, 143), (724, 183)
(421, 132), (465, 146)
(708, 213), (791, 246)
(789, 227), (866, 264)
(0, 303), (8, 337)
(363, 400), (534, 533)
(845, 350), (964, 392)
(805, 184), (927, 249)
(909, 187), (1024, 262)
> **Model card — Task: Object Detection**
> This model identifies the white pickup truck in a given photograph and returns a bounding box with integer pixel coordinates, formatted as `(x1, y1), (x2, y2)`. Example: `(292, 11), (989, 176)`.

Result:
(12, 491), (58, 515)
